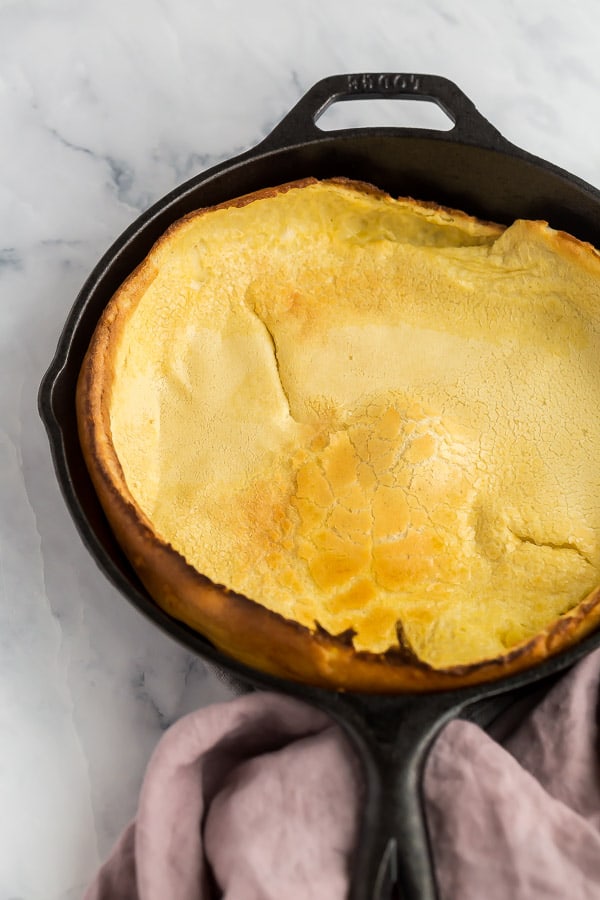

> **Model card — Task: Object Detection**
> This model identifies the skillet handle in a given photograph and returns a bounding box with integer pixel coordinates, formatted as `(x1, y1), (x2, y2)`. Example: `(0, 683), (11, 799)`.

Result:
(259, 72), (507, 152)
(333, 689), (516, 900)
(340, 694), (459, 900)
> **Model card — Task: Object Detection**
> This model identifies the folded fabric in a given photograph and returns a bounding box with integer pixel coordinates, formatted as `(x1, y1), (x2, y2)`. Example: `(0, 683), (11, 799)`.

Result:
(85, 649), (600, 900)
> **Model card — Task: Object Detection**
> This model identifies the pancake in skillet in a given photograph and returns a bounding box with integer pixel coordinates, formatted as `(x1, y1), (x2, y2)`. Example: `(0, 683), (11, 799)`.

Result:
(77, 178), (600, 691)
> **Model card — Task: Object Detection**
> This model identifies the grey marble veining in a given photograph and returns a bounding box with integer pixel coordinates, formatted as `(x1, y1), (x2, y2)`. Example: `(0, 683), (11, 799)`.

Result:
(2, 1), (600, 897)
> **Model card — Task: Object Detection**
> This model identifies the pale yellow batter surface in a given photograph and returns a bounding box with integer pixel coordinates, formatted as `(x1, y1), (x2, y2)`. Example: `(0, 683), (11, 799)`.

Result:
(108, 180), (600, 668)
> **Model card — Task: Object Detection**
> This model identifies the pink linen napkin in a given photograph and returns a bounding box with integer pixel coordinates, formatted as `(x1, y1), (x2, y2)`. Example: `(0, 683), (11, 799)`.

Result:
(85, 649), (600, 900)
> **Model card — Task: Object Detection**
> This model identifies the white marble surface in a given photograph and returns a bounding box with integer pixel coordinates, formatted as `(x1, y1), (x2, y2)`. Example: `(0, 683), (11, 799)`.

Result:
(2, 1), (600, 897)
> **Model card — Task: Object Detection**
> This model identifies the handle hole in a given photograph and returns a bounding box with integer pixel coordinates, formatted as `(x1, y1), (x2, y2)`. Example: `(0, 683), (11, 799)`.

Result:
(316, 97), (454, 132)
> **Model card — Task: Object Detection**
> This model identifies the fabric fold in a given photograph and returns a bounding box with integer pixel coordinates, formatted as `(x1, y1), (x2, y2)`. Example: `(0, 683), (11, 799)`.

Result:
(85, 650), (600, 900)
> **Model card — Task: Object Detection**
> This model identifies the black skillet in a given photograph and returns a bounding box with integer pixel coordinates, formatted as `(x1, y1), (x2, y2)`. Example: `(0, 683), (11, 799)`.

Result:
(39, 73), (600, 900)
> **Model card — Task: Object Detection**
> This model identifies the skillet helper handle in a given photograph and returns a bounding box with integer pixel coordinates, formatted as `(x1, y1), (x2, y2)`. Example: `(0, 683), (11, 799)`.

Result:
(259, 72), (507, 151)
(341, 694), (467, 900)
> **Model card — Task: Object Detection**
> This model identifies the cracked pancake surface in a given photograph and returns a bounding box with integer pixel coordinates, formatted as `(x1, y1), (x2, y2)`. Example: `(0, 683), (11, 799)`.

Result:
(78, 178), (600, 685)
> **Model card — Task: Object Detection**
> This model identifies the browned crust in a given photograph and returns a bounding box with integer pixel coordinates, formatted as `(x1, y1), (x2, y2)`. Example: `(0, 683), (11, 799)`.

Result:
(76, 177), (600, 694)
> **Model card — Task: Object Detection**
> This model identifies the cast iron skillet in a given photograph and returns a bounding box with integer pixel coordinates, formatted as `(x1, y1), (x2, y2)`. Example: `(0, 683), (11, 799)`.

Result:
(39, 73), (600, 900)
